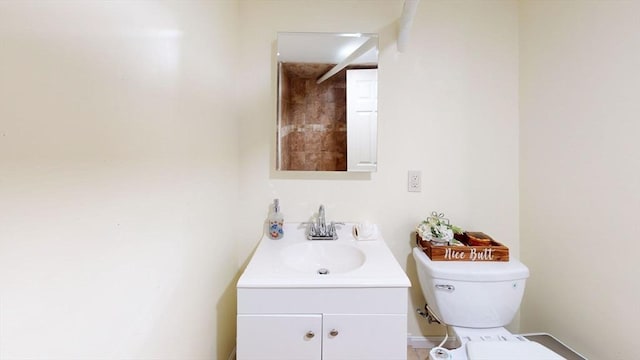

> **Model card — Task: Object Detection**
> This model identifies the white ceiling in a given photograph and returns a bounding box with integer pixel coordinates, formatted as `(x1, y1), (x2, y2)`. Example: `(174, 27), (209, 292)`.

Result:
(277, 32), (378, 65)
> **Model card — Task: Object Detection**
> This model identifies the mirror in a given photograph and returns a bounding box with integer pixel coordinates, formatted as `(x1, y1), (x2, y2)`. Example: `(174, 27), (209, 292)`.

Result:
(276, 32), (378, 172)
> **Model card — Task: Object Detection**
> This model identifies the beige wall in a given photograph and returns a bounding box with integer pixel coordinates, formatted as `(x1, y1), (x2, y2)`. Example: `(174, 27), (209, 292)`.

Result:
(237, 0), (520, 340)
(519, 1), (640, 359)
(0, 2), (521, 358)
(17, 0), (636, 359)
(0, 1), (239, 359)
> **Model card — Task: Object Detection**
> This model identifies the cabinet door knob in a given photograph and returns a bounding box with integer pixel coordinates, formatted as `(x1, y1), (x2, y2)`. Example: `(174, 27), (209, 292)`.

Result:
(329, 329), (339, 337)
(305, 331), (315, 339)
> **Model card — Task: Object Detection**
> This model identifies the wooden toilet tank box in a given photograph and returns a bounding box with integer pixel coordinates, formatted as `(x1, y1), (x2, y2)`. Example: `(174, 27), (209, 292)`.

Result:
(417, 232), (509, 262)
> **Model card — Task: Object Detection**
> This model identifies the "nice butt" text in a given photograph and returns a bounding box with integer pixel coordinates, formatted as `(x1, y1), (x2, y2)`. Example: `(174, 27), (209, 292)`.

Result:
(444, 247), (495, 261)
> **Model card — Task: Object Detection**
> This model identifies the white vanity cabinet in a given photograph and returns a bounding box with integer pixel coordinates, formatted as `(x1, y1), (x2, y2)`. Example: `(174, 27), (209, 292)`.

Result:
(236, 224), (411, 360)
(236, 287), (408, 360)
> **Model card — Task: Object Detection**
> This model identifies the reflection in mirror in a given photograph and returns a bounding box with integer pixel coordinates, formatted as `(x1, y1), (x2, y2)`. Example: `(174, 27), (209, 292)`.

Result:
(276, 32), (378, 172)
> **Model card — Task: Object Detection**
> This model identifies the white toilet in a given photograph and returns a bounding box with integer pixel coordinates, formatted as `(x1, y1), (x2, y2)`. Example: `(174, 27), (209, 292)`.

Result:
(412, 247), (566, 360)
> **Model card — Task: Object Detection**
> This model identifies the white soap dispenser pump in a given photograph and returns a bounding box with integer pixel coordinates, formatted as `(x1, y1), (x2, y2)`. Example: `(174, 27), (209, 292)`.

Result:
(267, 199), (284, 239)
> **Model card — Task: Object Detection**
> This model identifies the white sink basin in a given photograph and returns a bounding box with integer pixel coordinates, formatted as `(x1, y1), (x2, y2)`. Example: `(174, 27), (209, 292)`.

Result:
(237, 222), (411, 288)
(280, 242), (366, 274)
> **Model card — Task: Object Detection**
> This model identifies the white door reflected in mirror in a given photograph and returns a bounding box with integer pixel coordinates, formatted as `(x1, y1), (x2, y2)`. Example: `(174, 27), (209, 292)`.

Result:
(347, 69), (378, 172)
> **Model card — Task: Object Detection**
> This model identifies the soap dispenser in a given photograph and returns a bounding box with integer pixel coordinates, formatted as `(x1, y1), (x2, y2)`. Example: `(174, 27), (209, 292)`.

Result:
(267, 199), (284, 239)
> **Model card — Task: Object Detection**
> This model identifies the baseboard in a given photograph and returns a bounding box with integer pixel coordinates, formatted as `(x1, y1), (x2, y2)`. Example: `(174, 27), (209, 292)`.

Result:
(227, 346), (236, 360)
(407, 335), (458, 349)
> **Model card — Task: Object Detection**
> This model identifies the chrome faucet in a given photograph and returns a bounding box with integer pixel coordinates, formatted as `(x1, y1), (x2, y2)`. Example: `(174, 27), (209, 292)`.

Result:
(318, 205), (326, 236)
(307, 204), (339, 240)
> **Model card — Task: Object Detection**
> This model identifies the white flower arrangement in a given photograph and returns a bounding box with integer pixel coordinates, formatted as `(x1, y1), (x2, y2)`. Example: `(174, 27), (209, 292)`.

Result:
(416, 212), (463, 246)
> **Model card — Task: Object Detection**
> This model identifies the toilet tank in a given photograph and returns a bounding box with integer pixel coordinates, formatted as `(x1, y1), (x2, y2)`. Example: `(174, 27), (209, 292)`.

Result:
(412, 247), (529, 328)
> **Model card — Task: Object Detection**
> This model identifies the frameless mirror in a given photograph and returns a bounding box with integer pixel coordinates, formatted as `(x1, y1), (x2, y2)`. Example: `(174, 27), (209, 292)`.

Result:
(276, 32), (378, 172)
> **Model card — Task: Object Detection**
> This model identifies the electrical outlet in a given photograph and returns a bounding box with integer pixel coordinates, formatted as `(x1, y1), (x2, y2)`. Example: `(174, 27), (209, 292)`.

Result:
(408, 170), (421, 192)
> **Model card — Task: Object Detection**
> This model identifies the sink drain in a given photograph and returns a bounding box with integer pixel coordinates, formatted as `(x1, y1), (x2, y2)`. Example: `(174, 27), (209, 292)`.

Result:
(317, 268), (330, 275)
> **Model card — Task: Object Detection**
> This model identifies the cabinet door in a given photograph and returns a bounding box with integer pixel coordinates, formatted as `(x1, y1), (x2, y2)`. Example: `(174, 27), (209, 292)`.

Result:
(322, 314), (407, 360)
(237, 314), (322, 360)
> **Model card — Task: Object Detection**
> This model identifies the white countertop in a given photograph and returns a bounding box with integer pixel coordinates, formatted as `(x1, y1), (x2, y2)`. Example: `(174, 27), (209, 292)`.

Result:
(237, 222), (411, 288)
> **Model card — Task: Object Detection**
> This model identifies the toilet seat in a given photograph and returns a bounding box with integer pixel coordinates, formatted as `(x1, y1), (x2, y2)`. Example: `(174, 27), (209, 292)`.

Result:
(466, 341), (566, 360)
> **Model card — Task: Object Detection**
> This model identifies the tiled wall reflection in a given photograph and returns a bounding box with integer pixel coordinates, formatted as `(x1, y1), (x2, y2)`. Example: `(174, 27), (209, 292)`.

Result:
(279, 63), (347, 171)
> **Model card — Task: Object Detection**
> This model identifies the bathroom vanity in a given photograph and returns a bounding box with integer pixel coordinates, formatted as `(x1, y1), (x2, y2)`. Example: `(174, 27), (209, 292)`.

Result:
(236, 223), (410, 360)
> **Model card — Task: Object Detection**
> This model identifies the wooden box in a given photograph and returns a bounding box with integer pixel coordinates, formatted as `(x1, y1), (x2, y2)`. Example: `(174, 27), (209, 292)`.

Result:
(416, 232), (509, 262)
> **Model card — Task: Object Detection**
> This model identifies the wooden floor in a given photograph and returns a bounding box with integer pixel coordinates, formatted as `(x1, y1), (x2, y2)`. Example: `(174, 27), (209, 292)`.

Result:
(407, 345), (431, 360)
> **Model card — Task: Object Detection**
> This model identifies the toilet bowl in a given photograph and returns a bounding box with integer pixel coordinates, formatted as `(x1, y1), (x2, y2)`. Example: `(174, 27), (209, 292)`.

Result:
(412, 247), (566, 360)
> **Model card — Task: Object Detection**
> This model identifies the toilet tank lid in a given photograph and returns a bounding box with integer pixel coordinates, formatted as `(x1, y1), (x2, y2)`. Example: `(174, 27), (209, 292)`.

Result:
(414, 248), (529, 281)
